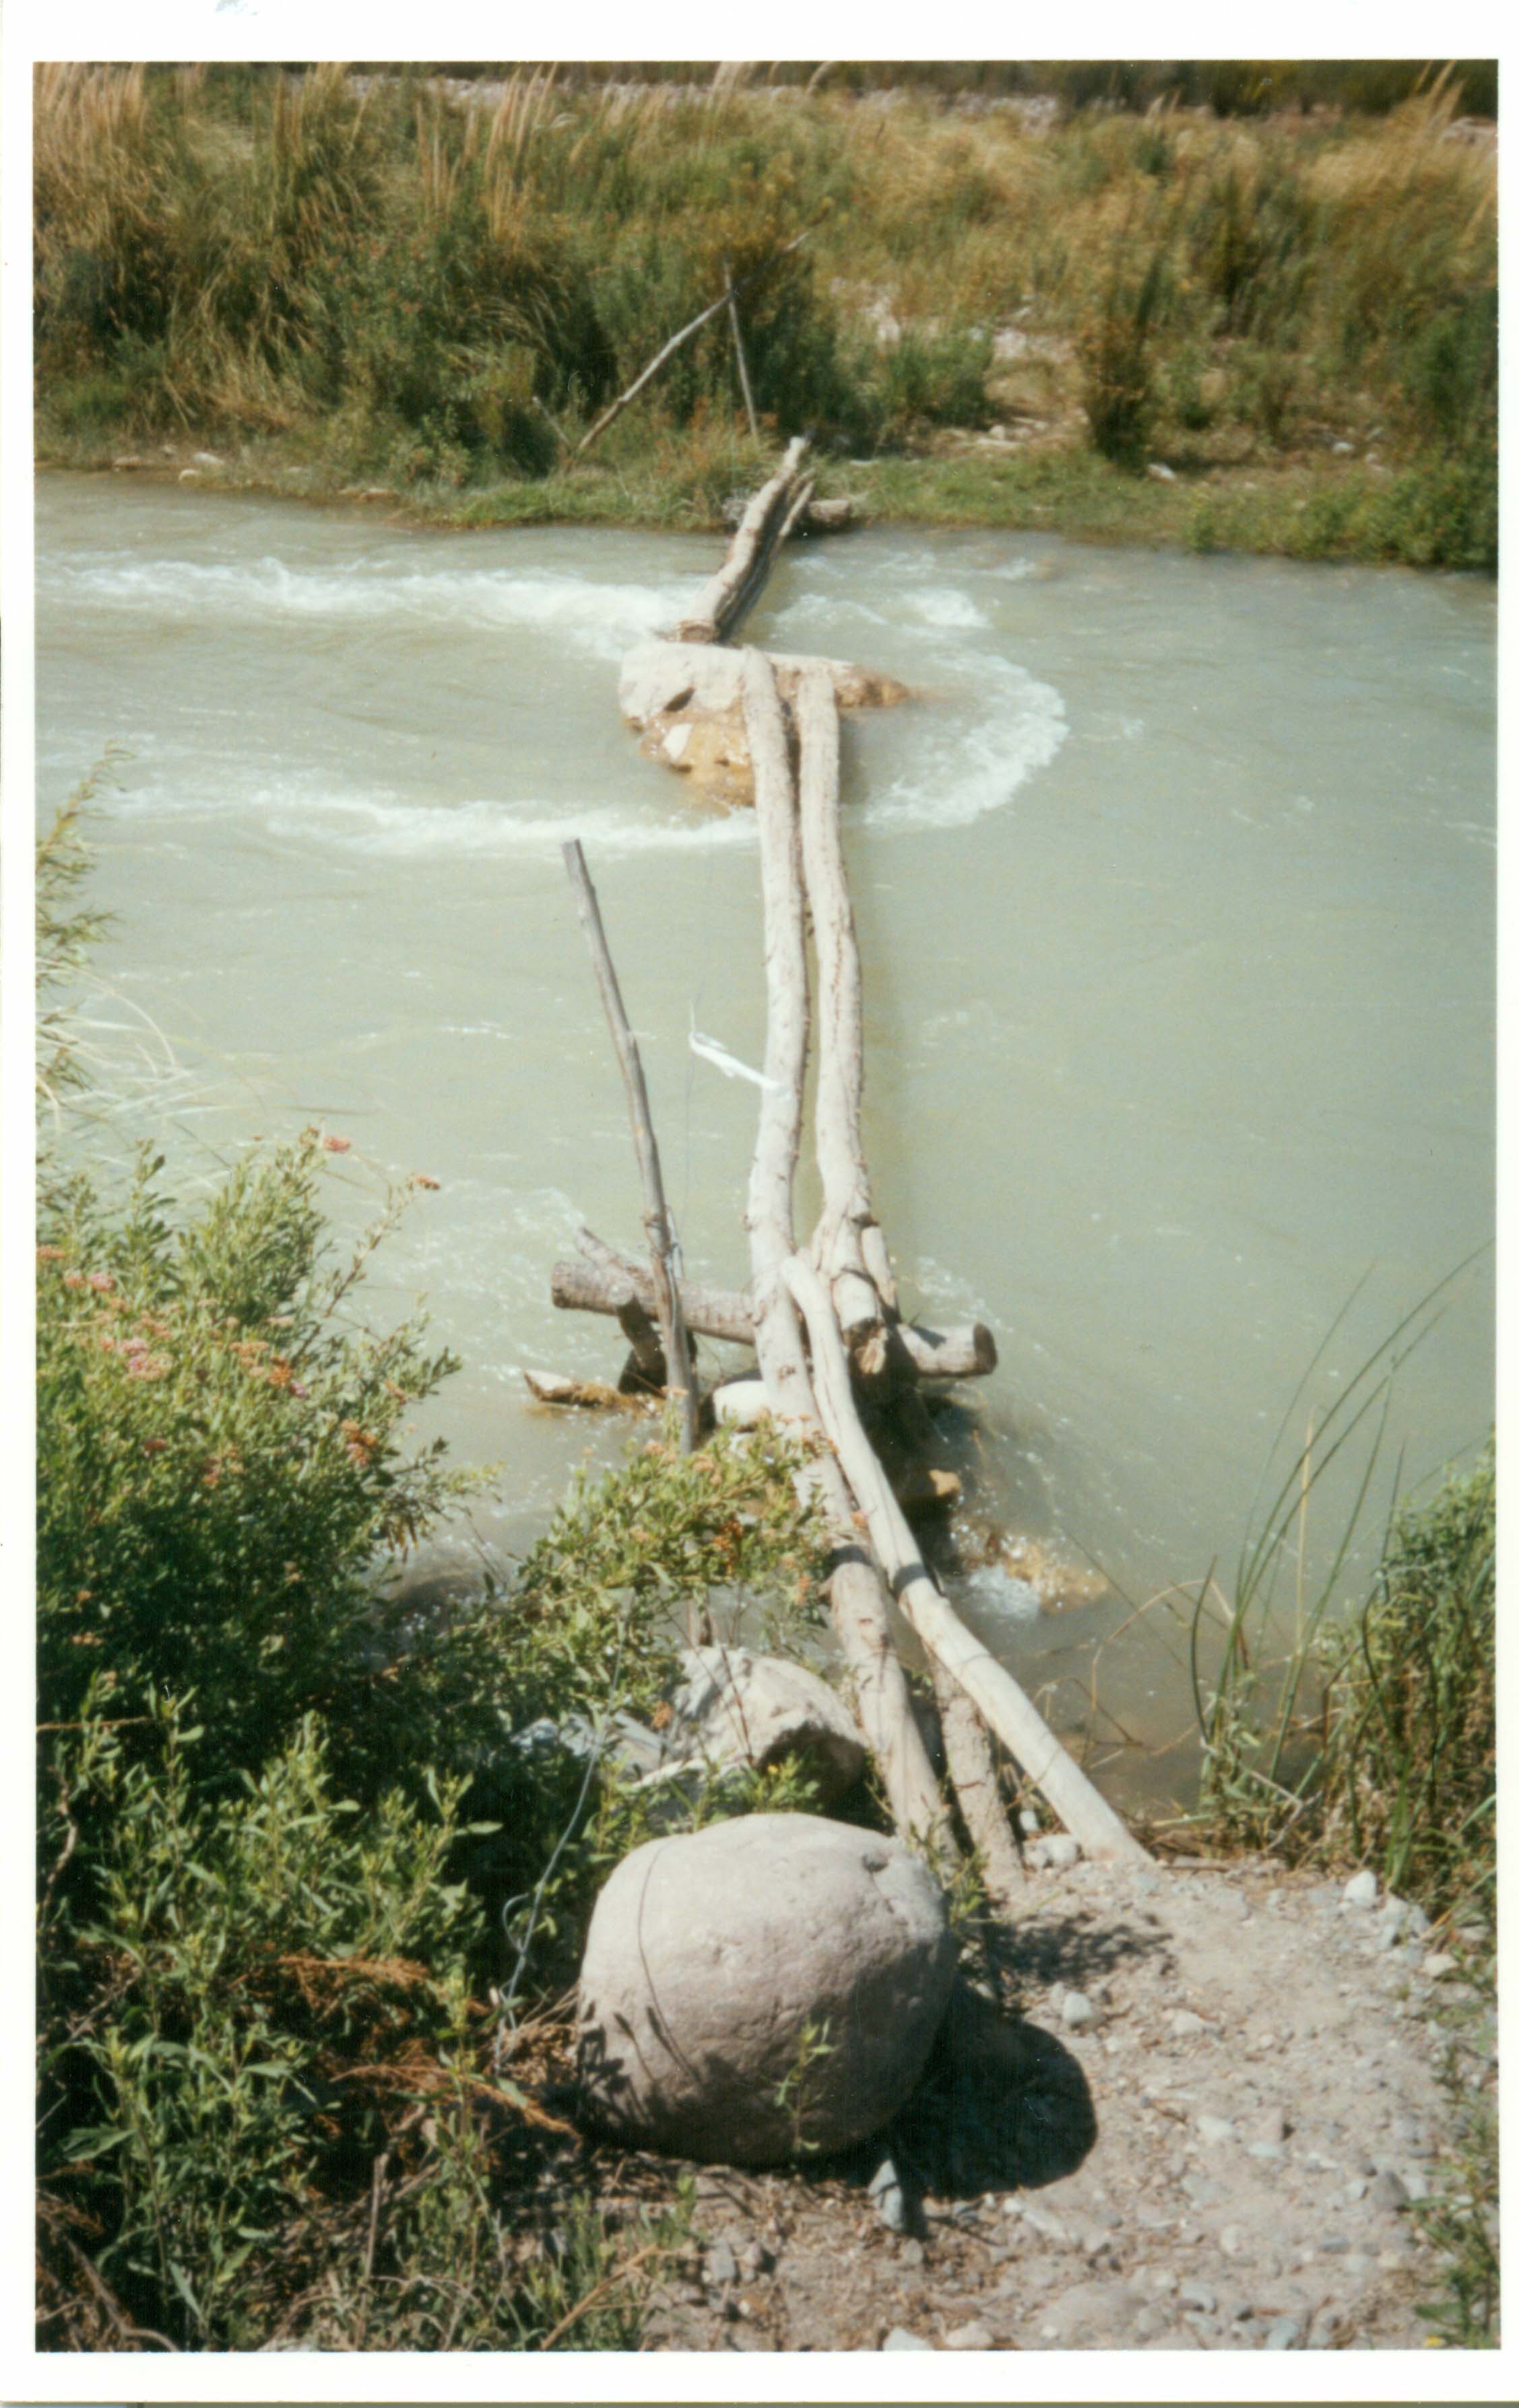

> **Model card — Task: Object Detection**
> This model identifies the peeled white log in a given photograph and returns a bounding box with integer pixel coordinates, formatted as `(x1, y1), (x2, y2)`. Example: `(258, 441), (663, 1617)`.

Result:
(742, 647), (953, 1862)
(783, 1250), (1149, 1866)
(795, 660), (898, 1324)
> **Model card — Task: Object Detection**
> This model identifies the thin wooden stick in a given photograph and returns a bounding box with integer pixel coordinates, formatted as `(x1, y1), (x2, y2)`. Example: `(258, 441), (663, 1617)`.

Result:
(562, 841), (699, 1464)
(575, 232), (810, 457)
(723, 252), (761, 441)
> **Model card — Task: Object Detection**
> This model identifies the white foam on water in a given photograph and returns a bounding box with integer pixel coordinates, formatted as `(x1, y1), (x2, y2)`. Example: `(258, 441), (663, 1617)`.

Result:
(870, 655), (1067, 832)
(44, 553), (684, 663)
(901, 586), (990, 631)
(268, 789), (759, 861)
(959, 1563), (1043, 1622)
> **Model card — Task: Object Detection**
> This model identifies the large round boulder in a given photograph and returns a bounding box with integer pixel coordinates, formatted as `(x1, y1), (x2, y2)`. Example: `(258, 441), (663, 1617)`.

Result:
(576, 1812), (957, 2165)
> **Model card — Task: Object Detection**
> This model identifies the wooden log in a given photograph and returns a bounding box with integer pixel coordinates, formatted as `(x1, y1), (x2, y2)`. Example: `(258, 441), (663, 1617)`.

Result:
(562, 843), (699, 1460)
(709, 1376), (771, 1429)
(783, 1249), (1149, 1866)
(795, 660), (898, 1330)
(575, 231), (810, 457)
(549, 1256), (995, 1377)
(569, 1226), (666, 1386)
(676, 437), (810, 646)
(741, 647), (954, 1863)
(932, 1661), (1025, 1920)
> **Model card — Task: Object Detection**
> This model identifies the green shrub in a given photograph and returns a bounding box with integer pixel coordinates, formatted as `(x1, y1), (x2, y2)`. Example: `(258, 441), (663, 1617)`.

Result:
(37, 1136), (467, 1780)
(1318, 1443), (1495, 1921)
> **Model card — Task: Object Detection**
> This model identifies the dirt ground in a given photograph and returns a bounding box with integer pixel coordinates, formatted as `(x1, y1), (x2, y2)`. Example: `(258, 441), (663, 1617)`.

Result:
(559, 1848), (1478, 2354)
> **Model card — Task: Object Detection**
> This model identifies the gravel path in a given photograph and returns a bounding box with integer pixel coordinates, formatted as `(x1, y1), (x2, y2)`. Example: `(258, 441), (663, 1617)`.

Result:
(627, 1852), (1470, 2351)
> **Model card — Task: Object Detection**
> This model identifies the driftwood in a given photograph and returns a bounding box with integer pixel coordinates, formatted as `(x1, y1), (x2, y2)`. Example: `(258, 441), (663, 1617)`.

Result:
(676, 437), (812, 645)
(932, 1662), (1025, 1917)
(549, 1257), (994, 1379)
(796, 661), (898, 1332)
(783, 1251), (1149, 1866)
(575, 231), (810, 458)
(540, 446), (1144, 1879)
(741, 648), (954, 1862)
(562, 843), (699, 1458)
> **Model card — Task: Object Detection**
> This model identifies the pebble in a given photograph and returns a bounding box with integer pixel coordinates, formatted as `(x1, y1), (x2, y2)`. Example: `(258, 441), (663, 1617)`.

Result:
(703, 2240), (738, 2288)
(1062, 1990), (1096, 2030)
(1043, 1834), (1081, 1870)
(738, 2239), (772, 2279)
(1178, 2280), (1217, 2313)
(1342, 1870), (1379, 1909)
(1367, 2170), (1409, 2211)
(1247, 2106), (1288, 2145)
(882, 2326), (933, 2350)
(1019, 1809), (1041, 1835)
(1146, 460), (1178, 481)
(868, 2157), (909, 2234)
(1169, 2009), (1207, 2039)
(1219, 2224), (1246, 2258)
(1421, 1953), (1459, 1980)
(1319, 2235), (1352, 2256)
(191, 449), (225, 468)
(1197, 2114), (1236, 2145)
(1265, 2315), (1303, 2349)
(898, 2238), (926, 2268)
(944, 2321), (995, 2349)
(1247, 2141), (1285, 2161)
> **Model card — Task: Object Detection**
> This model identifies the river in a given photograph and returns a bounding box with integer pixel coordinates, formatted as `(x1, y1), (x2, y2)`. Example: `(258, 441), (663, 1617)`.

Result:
(35, 474), (1495, 1804)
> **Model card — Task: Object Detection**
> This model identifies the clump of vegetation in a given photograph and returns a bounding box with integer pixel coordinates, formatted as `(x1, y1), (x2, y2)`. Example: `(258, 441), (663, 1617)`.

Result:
(1177, 1318), (1496, 2347)
(34, 63), (1495, 569)
(35, 810), (835, 2351)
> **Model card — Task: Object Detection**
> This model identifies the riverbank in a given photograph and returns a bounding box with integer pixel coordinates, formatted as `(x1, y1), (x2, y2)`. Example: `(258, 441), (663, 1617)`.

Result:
(39, 429), (1495, 574)
(34, 65), (1495, 573)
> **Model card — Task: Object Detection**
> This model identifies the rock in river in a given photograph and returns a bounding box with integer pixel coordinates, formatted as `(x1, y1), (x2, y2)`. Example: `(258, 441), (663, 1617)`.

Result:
(577, 1813), (957, 2165)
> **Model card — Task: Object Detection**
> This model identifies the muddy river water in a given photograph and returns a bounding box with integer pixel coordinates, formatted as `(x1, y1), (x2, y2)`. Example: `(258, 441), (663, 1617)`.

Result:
(36, 475), (1495, 1800)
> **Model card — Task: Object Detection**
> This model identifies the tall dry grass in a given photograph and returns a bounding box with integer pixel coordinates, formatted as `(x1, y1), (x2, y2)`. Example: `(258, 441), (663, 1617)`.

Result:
(33, 64), (1496, 561)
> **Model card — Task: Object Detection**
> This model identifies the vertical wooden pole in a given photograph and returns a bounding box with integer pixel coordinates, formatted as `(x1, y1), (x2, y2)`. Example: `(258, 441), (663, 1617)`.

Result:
(723, 253), (761, 441)
(562, 841), (699, 1464)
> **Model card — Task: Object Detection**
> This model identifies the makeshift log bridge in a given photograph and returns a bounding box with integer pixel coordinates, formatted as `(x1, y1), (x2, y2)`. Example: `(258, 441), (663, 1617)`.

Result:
(537, 443), (1148, 1872)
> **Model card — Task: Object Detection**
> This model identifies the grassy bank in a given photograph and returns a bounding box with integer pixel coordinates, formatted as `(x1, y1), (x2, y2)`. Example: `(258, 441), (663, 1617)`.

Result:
(1173, 1379), (1498, 2345)
(34, 64), (1495, 571)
